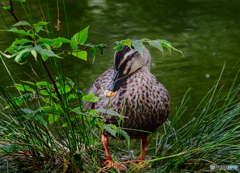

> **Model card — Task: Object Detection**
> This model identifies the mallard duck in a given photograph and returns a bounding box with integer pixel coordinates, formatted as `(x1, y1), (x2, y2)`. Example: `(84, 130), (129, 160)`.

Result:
(86, 43), (170, 170)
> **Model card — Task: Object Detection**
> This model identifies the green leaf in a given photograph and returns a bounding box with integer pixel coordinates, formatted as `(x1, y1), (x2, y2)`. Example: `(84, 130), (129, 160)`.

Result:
(62, 123), (68, 127)
(33, 45), (62, 59)
(72, 107), (82, 114)
(31, 49), (37, 61)
(96, 109), (128, 119)
(34, 21), (48, 26)
(36, 81), (51, 87)
(70, 26), (89, 49)
(159, 40), (184, 57)
(39, 90), (49, 95)
(58, 84), (71, 94)
(121, 39), (131, 49)
(66, 77), (74, 87)
(82, 93), (99, 102)
(69, 50), (87, 60)
(36, 114), (47, 127)
(48, 114), (60, 124)
(104, 124), (116, 138)
(132, 40), (143, 57)
(3, 6), (11, 10)
(21, 108), (35, 115)
(14, 48), (31, 65)
(148, 40), (164, 57)
(15, 84), (34, 92)
(51, 41), (62, 49)
(41, 106), (55, 112)
(117, 127), (130, 146)
(68, 94), (77, 101)
(5, 27), (33, 37)
(22, 81), (35, 85)
(13, 21), (31, 27)
(114, 44), (123, 50)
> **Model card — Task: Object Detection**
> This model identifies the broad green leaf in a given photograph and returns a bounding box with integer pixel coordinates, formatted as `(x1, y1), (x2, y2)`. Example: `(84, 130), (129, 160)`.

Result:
(13, 21), (31, 27)
(104, 124), (116, 138)
(36, 81), (51, 87)
(68, 94), (77, 101)
(6, 27), (33, 37)
(66, 77), (74, 87)
(159, 40), (184, 57)
(39, 90), (49, 95)
(96, 109), (128, 119)
(121, 39), (131, 49)
(70, 26), (89, 49)
(82, 93), (99, 102)
(52, 37), (72, 43)
(72, 107), (83, 114)
(34, 21), (48, 26)
(117, 127), (130, 146)
(15, 84), (34, 92)
(114, 44), (123, 50)
(58, 84), (71, 94)
(42, 56), (48, 61)
(4, 97), (24, 109)
(132, 40), (143, 57)
(33, 45), (62, 59)
(51, 41), (62, 49)
(31, 49), (37, 61)
(55, 108), (64, 115)
(88, 137), (98, 145)
(36, 114), (47, 127)
(38, 38), (54, 45)
(41, 106), (55, 112)
(3, 6), (11, 10)
(14, 48), (30, 65)
(21, 108), (34, 115)
(62, 123), (68, 127)
(22, 81), (35, 85)
(69, 50), (87, 60)
(148, 40), (164, 57)
(48, 114), (60, 124)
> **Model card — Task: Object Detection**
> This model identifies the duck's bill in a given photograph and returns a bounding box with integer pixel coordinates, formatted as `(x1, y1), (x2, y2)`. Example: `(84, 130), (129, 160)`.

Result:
(104, 90), (118, 97)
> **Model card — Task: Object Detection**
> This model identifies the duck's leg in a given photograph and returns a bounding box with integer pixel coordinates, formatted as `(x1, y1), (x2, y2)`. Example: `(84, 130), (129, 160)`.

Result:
(133, 136), (151, 171)
(134, 136), (148, 163)
(102, 135), (127, 171)
(102, 134), (111, 164)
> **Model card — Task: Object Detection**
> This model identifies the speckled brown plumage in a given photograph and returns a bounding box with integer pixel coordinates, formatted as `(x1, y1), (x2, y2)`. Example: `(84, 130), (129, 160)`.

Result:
(86, 45), (170, 140)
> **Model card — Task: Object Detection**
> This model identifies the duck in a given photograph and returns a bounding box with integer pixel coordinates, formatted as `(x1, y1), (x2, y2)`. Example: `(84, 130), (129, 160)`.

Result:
(85, 43), (170, 171)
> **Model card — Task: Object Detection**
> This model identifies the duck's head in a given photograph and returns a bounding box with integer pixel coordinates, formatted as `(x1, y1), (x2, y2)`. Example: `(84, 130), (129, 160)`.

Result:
(104, 44), (151, 97)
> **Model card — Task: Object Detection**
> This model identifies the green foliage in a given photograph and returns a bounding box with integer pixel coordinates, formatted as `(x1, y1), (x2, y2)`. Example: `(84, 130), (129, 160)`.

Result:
(70, 26), (89, 49)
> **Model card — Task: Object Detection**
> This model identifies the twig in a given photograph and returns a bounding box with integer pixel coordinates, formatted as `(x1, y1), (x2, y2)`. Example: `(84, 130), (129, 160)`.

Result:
(53, 44), (116, 53)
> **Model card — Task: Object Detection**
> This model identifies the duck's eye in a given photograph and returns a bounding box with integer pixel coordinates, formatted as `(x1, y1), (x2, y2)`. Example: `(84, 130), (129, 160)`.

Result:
(127, 54), (133, 60)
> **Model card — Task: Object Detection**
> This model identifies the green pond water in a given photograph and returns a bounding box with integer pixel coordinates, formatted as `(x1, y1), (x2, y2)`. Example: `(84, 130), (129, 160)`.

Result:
(0, 0), (240, 150)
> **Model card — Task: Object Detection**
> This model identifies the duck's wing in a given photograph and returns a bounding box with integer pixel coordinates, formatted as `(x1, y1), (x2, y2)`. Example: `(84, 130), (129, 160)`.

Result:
(85, 67), (114, 109)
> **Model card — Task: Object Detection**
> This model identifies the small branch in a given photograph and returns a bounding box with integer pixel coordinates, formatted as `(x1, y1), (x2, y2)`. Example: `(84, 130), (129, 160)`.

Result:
(41, 58), (62, 102)
(9, 0), (13, 12)
(52, 44), (116, 53)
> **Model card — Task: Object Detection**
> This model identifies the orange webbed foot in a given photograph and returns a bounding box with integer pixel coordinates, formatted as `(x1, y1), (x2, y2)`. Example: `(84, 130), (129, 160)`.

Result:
(104, 160), (127, 171)
(133, 161), (151, 171)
